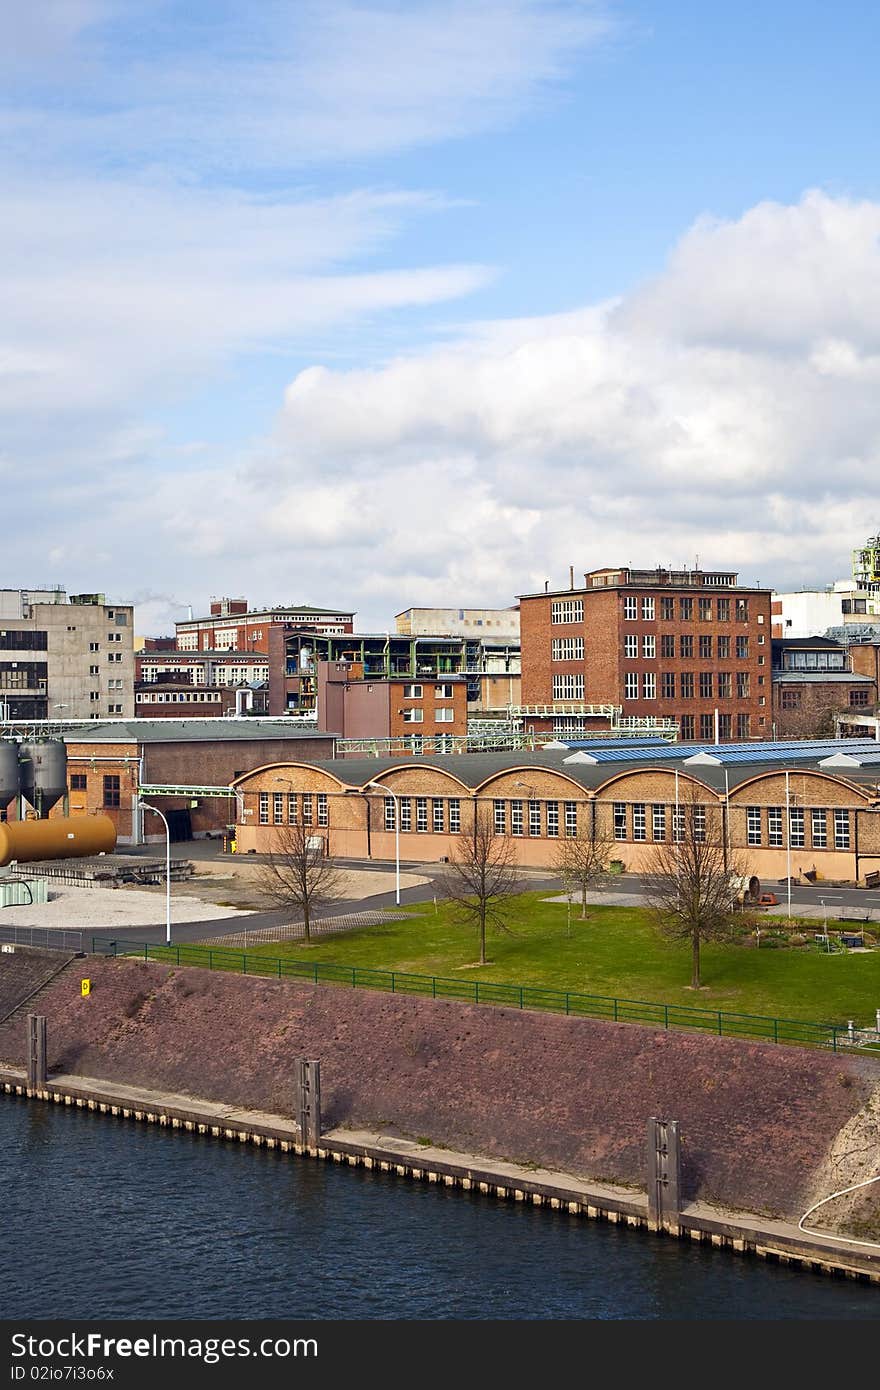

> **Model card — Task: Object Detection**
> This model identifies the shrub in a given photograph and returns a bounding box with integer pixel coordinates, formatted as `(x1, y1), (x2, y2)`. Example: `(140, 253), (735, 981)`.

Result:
(788, 933), (808, 946)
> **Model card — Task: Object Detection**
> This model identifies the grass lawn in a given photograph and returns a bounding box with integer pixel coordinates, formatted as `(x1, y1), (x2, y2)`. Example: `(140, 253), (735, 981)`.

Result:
(211, 894), (880, 1027)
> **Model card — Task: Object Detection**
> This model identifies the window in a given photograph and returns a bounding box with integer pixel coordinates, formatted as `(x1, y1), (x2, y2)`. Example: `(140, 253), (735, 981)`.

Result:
(624, 673), (639, 700)
(811, 810), (827, 848)
(433, 799), (445, 833)
(672, 807), (685, 843)
(552, 673), (584, 699)
(736, 599), (749, 622)
(551, 598), (584, 624)
(693, 806), (706, 842)
(564, 802), (577, 837)
(652, 804), (666, 841)
(737, 714), (751, 739)
(716, 598), (731, 622)
(511, 800), (524, 836)
(850, 689), (871, 708)
(403, 708), (424, 723)
(259, 792), (269, 825)
(660, 597), (675, 620)
(288, 794), (298, 825)
(546, 802), (559, 837)
(747, 807), (762, 845)
(699, 713), (713, 740)
(89, 691), (100, 702)
(718, 713), (732, 739)
(781, 689), (801, 710)
(409, 735), (424, 753)
(679, 597), (693, 620)
(642, 597), (655, 621)
(448, 799), (461, 833)
(699, 635), (712, 660)
(108, 652), (122, 663)
(115, 612), (128, 625)
(680, 715), (695, 740)
(624, 597), (638, 621)
(632, 803), (646, 841)
(642, 672), (656, 699)
(552, 637), (584, 661)
(790, 807), (805, 848)
(528, 800), (541, 837)
(717, 672), (732, 699)
(736, 636), (749, 659)
(624, 635), (638, 659)
(400, 798), (412, 832)
(317, 793), (328, 827)
(699, 672), (713, 698)
(435, 707), (454, 722)
(717, 635), (730, 658)
(302, 794), (313, 825)
(89, 664), (99, 676)
(661, 672), (675, 699)
(416, 797), (428, 832)
(273, 793), (284, 825)
(89, 642), (99, 652)
(403, 684), (422, 698)
(680, 635), (693, 659)
(661, 634), (675, 658)
(70, 774), (87, 790)
(384, 797), (396, 831)
(494, 800), (506, 835)
(643, 635), (656, 658)
(834, 810), (850, 850)
(698, 598), (712, 621)
(613, 803), (627, 840)
(680, 672), (694, 699)
(768, 806), (783, 847)
(435, 683), (454, 698)
(737, 672), (750, 698)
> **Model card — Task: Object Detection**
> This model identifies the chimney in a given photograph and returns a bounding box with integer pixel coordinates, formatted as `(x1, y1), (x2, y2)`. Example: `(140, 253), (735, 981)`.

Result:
(569, 565), (574, 590)
(544, 580), (549, 593)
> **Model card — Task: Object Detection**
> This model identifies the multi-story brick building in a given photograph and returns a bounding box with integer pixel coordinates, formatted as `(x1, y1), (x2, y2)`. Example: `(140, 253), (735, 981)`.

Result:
(518, 567), (773, 742)
(772, 637), (878, 738)
(315, 661), (468, 754)
(174, 597), (354, 653)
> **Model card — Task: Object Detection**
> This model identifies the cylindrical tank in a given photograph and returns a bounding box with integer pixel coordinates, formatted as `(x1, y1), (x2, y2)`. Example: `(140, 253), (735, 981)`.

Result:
(0, 741), (20, 810)
(18, 739), (68, 816)
(0, 814), (116, 867)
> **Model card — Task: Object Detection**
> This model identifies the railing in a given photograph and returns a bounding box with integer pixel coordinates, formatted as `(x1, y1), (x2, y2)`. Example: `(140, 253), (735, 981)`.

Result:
(2, 925), (88, 951)
(90, 938), (880, 1054)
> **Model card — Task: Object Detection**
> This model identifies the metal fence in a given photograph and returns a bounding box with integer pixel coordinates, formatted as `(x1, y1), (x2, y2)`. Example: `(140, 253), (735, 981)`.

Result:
(90, 937), (880, 1054)
(2, 925), (88, 951)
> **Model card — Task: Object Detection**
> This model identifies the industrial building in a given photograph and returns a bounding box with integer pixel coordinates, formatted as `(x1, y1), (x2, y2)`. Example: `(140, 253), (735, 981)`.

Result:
(173, 597), (355, 652)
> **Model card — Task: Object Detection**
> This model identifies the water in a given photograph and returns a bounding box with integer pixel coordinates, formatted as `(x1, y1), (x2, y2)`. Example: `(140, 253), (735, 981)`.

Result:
(2, 1096), (878, 1320)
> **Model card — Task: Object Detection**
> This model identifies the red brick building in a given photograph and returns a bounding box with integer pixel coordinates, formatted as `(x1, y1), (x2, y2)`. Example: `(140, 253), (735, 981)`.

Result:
(519, 567), (773, 742)
(174, 598), (354, 654)
(316, 661), (468, 753)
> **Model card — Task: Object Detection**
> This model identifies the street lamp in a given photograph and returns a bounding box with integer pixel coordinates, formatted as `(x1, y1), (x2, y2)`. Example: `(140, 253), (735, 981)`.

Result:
(366, 780), (400, 906)
(136, 801), (171, 945)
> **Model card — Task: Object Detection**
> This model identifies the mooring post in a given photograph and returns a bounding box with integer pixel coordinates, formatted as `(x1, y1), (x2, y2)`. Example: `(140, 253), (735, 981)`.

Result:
(294, 1059), (322, 1146)
(646, 1116), (681, 1229)
(26, 1014), (47, 1089)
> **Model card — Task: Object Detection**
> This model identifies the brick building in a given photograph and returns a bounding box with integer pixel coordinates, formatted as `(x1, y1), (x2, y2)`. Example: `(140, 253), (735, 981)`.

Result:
(174, 598), (354, 653)
(315, 661), (468, 753)
(771, 637), (878, 739)
(518, 567), (772, 742)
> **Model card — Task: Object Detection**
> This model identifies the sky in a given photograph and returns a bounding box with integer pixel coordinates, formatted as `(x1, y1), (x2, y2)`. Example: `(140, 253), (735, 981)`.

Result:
(4, 0), (880, 634)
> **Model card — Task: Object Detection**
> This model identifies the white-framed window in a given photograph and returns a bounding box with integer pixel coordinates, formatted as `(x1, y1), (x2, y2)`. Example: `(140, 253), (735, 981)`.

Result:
(435, 707), (454, 722)
(789, 806), (805, 848)
(403, 708), (424, 723)
(552, 673), (584, 700)
(624, 673), (638, 700)
(511, 800), (524, 836)
(642, 635), (656, 658)
(546, 802), (559, 837)
(433, 799), (444, 833)
(672, 808), (685, 843)
(747, 807), (762, 846)
(416, 797), (428, 832)
(693, 806), (706, 843)
(494, 799), (506, 835)
(288, 794), (297, 825)
(650, 804), (665, 841)
(403, 684), (422, 698)
(642, 673), (656, 699)
(435, 683), (454, 698)
(632, 803), (646, 841)
(259, 792), (269, 825)
(624, 635), (637, 659)
(834, 810), (850, 850)
(768, 806), (783, 847)
(400, 798), (412, 832)
(273, 793), (284, 825)
(551, 599), (583, 624)
(642, 597), (655, 620)
(552, 637), (585, 661)
(302, 794), (313, 825)
(448, 799), (461, 833)
(624, 597), (638, 621)
(528, 801), (541, 837)
(409, 735), (424, 753)
(812, 809), (827, 849)
(613, 802), (626, 841)
(564, 802), (577, 837)
(385, 797), (396, 831)
(317, 793), (328, 827)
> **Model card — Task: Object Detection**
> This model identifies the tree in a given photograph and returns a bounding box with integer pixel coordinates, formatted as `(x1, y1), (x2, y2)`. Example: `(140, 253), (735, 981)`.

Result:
(439, 808), (519, 965)
(642, 790), (746, 989)
(253, 818), (343, 943)
(552, 818), (614, 926)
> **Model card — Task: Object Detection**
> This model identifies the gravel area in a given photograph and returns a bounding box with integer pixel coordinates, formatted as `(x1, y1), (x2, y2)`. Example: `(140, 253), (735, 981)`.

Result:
(0, 885), (251, 930)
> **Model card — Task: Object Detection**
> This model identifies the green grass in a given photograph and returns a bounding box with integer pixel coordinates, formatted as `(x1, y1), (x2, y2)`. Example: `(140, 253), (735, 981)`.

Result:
(184, 894), (880, 1028)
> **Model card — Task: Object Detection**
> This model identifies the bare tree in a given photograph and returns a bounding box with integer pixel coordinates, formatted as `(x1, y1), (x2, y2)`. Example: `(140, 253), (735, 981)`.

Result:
(439, 808), (520, 965)
(552, 818), (614, 925)
(253, 819), (343, 943)
(642, 790), (747, 989)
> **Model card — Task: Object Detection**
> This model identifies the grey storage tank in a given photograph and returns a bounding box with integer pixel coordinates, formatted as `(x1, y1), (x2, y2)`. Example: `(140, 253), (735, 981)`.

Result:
(18, 739), (68, 817)
(0, 741), (20, 811)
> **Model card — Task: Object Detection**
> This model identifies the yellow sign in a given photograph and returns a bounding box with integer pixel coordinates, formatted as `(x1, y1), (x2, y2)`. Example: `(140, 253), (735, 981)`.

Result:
(81, 979), (91, 997)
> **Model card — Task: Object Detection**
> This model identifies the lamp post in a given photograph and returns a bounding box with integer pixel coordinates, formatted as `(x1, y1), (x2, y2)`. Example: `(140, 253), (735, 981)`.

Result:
(136, 801), (171, 945)
(366, 780), (400, 905)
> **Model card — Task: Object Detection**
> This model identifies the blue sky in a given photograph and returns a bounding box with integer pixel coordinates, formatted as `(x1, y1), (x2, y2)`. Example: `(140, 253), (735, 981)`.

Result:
(4, 1), (880, 629)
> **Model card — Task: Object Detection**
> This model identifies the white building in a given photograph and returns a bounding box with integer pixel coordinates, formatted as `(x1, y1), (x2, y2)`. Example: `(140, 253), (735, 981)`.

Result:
(771, 581), (880, 639)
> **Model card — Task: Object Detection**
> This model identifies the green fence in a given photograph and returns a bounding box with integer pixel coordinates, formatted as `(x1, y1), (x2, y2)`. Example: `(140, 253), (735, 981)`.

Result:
(90, 937), (879, 1054)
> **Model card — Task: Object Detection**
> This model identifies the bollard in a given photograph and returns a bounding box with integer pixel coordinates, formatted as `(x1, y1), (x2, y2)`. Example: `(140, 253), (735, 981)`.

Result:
(26, 1014), (47, 1089)
(294, 1059), (321, 1146)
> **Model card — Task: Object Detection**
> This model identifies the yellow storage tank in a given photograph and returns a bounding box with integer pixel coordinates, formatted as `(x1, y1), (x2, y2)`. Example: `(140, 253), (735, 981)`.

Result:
(0, 814), (117, 867)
